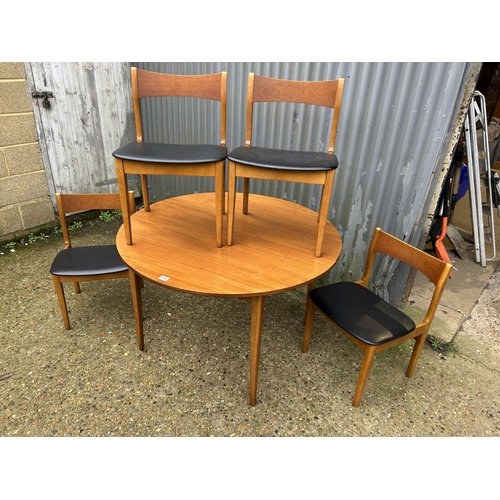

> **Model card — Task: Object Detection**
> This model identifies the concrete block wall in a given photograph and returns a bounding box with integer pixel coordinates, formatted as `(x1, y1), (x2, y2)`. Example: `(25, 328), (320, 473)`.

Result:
(0, 62), (56, 244)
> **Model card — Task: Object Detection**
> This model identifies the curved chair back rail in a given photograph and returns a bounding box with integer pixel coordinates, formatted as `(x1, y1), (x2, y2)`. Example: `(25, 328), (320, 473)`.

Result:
(227, 73), (345, 257)
(113, 68), (228, 248)
(247, 74), (343, 152)
(132, 69), (227, 144)
(302, 227), (453, 407)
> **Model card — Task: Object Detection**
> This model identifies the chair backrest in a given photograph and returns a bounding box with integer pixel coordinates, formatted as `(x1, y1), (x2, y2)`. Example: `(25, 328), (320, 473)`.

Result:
(360, 227), (452, 324)
(131, 67), (227, 146)
(55, 191), (136, 249)
(245, 73), (345, 153)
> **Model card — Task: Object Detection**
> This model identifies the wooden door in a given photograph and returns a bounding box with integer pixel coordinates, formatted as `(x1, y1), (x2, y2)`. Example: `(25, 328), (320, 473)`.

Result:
(25, 62), (136, 205)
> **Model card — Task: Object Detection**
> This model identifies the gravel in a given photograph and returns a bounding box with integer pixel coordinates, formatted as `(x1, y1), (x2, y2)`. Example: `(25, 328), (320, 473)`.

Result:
(1, 217), (500, 438)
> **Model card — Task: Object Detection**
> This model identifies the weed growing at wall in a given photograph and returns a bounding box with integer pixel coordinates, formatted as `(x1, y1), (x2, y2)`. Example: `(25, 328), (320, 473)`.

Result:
(0, 211), (122, 255)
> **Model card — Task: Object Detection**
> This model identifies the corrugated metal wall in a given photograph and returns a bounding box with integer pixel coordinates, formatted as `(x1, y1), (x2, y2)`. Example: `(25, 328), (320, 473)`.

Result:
(132, 62), (476, 303)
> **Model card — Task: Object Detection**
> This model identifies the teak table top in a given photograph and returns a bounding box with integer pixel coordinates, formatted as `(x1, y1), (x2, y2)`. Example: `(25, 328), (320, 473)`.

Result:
(116, 192), (342, 404)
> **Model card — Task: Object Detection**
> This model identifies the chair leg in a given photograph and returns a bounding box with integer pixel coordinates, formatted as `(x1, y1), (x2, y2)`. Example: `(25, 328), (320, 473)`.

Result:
(73, 282), (81, 294)
(315, 170), (335, 258)
(222, 160), (227, 215)
(52, 275), (70, 330)
(353, 346), (376, 407)
(227, 160), (237, 246)
(243, 178), (250, 214)
(406, 333), (427, 378)
(115, 157), (133, 245)
(215, 161), (224, 248)
(317, 185), (323, 223)
(140, 174), (150, 211)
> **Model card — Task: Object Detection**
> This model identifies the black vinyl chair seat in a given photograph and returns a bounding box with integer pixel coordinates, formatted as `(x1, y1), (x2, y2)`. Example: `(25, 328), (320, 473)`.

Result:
(113, 141), (228, 164)
(50, 245), (128, 277)
(228, 145), (338, 171)
(309, 281), (416, 346)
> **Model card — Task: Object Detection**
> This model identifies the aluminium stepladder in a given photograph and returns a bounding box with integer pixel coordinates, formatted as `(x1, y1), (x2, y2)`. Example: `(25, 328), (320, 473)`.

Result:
(463, 90), (497, 267)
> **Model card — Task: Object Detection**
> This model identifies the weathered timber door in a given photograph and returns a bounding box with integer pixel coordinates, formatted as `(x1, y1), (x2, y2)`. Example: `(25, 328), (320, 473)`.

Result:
(25, 62), (136, 206)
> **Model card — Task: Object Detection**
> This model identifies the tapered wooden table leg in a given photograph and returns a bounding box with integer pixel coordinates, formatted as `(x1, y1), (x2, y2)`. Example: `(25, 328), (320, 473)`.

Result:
(129, 268), (144, 351)
(249, 295), (266, 406)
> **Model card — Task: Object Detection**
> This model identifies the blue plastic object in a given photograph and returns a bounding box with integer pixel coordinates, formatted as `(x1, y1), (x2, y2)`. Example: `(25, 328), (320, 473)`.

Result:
(456, 164), (469, 201)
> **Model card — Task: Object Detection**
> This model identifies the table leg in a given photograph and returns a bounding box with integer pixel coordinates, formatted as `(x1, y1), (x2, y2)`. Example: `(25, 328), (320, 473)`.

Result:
(249, 295), (266, 406)
(304, 281), (315, 325)
(129, 268), (144, 351)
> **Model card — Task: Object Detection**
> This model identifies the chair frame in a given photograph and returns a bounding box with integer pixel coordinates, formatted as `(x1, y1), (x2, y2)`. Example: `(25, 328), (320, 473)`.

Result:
(302, 227), (453, 406)
(227, 73), (344, 257)
(51, 191), (136, 333)
(114, 67), (227, 247)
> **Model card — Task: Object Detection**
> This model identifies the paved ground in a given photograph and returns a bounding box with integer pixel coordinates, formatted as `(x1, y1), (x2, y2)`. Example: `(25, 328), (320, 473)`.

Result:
(1, 215), (499, 439)
(1, 206), (498, 496)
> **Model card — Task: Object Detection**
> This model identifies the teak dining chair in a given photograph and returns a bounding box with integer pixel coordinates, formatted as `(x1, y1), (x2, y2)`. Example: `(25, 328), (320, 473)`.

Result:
(50, 191), (137, 332)
(113, 67), (228, 247)
(227, 73), (344, 257)
(302, 227), (452, 407)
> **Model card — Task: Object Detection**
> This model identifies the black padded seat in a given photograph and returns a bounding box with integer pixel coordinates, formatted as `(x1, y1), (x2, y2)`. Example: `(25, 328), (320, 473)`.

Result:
(113, 142), (228, 164)
(228, 146), (338, 171)
(50, 245), (128, 277)
(309, 281), (416, 346)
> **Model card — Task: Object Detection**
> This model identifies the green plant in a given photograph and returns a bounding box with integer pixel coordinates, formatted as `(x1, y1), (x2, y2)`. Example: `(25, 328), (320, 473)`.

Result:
(427, 335), (458, 353)
(99, 209), (122, 222)
(99, 210), (115, 222)
(54, 226), (63, 234)
(2, 231), (52, 252)
(445, 341), (458, 353)
(429, 336), (441, 350)
(28, 232), (48, 244)
(68, 221), (83, 231)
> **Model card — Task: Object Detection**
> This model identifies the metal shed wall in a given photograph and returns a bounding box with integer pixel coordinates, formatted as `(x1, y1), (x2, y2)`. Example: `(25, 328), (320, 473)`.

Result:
(132, 62), (475, 303)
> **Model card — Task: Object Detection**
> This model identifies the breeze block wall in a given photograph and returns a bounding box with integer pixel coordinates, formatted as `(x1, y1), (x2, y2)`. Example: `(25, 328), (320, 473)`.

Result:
(0, 62), (56, 244)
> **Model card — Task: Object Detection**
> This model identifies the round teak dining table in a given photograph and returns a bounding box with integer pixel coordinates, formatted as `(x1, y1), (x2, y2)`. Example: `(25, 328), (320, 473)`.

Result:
(116, 192), (342, 405)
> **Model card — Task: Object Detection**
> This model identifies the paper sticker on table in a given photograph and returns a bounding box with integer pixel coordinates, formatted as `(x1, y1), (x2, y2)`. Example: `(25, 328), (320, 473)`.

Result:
(158, 275), (170, 282)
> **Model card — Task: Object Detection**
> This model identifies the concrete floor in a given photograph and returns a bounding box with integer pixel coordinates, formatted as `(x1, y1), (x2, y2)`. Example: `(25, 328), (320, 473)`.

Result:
(408, 189), (500, 344)
(1, 182), (499, 497)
